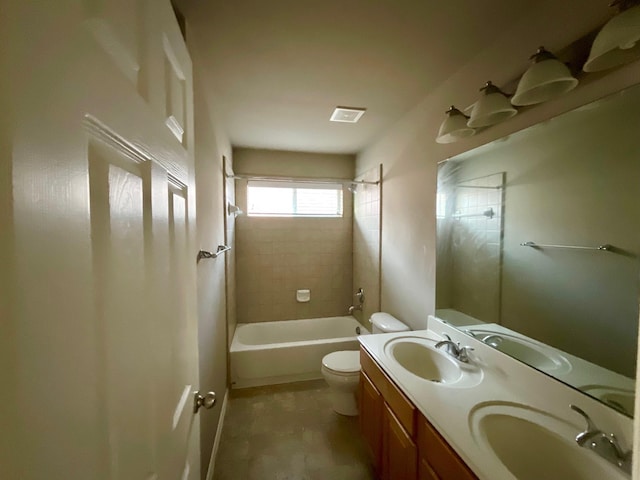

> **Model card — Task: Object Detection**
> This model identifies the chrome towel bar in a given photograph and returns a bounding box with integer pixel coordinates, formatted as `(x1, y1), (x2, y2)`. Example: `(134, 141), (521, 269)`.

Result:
(197, 245), (231, 262)
(520, 241), (613, 252)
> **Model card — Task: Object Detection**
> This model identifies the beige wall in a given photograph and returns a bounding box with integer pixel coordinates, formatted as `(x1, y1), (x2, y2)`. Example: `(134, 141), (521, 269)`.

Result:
(352, 165), (382, 327)
(192, 46), (232, 478)
(234, 148), (355, 323)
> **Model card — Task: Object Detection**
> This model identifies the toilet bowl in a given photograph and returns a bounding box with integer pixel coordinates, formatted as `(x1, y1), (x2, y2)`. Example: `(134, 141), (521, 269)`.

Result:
(321, 312), (410, 416)
(321, 350), (360, 416)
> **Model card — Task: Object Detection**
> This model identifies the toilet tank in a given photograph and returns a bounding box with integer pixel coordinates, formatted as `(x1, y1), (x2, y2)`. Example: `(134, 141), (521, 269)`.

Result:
(370, 312), (410, 333)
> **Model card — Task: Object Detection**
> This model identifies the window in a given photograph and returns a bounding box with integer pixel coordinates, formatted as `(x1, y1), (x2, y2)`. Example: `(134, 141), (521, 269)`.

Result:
(247, 180), (343, 217)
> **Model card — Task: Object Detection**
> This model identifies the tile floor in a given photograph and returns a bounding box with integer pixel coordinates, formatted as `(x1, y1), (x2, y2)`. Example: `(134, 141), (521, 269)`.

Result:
(213, 379), (375, 480)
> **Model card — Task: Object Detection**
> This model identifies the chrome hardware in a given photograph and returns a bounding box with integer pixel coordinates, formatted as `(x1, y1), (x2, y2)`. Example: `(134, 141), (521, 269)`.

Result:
(435, 334), (474, 363)
(571, 404), (601, 446)
(348, 288), (365, 315)
(482, 334), (504, 348)
(197, 245), (231, 263)
(193, 391), (217, 413)
(348, 304), (363, 314)
(570, 404), (632, 474)
(520, 241), (613, 252)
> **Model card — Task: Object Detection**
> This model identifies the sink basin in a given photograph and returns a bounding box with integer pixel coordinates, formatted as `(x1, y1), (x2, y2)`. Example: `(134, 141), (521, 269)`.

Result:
(469, 402), (628, 480)
(385, 338), (462, 384)
(467, 329), (572, 375)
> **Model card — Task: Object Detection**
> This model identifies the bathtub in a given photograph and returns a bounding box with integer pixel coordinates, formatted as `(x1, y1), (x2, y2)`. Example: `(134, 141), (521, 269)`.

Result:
(230, 315), (369, 388)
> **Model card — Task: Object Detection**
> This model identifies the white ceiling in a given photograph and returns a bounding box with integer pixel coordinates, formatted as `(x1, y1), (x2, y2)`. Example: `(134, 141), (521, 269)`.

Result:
(180, 1), (611, 154)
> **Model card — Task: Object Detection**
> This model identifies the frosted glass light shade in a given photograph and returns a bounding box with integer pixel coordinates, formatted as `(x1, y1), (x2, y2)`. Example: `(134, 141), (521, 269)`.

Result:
(436, 106), (475, 144)
(511, 48), (578, 106)
(583, 4), (640, 72)
(467, 82), (517, 128)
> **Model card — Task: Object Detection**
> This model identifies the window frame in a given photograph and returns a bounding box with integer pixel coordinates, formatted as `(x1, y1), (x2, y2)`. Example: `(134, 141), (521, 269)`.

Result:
(246, 180), (344, 218)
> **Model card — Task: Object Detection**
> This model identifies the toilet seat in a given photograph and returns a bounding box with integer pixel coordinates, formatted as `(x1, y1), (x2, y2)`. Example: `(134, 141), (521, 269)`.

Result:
(322, 351), (360, 375)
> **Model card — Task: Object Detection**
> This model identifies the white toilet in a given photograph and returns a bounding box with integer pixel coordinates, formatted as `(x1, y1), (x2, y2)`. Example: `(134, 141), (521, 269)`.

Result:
(321, 312), (410, 416)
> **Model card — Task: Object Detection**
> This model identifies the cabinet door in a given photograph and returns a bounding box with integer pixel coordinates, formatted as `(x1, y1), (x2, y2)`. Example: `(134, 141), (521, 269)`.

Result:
(360, 372), (383, 473)
(382, 403), (417, 480)
(418, 457), (440, 480)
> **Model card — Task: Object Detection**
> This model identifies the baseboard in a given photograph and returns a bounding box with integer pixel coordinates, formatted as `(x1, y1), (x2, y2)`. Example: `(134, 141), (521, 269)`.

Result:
(205, 388), (229, 480)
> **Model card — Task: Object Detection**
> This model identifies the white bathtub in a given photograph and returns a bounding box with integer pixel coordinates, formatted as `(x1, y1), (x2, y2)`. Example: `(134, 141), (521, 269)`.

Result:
(230, 315), (369, 388)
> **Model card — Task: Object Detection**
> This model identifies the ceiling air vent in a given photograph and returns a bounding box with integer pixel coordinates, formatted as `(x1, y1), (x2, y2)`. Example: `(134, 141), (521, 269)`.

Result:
(330, 106), (366, 123)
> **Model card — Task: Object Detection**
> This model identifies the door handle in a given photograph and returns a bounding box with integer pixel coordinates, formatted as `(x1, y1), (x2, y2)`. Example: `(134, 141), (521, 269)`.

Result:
(193, 391), (216, 413)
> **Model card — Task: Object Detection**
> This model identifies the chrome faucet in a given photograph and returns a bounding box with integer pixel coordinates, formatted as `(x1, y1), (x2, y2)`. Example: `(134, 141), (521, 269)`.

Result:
(570, 404), (632, 474)
(348, 288), (365, 315)
(435, 334), (474, 363)
(481, 334), (503, 348)
(348, 304), (363, 314)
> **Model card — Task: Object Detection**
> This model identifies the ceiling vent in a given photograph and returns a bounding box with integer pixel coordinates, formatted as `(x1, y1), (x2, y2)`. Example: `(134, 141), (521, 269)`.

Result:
(330, 106), (366, 123)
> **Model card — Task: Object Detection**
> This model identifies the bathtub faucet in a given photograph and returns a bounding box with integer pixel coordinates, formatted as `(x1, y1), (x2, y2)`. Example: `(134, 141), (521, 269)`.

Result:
(348, 304), (363, 314)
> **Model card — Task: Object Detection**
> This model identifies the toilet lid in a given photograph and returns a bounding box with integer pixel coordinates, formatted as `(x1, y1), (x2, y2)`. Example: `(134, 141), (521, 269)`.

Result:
(322, 351), (360, 373)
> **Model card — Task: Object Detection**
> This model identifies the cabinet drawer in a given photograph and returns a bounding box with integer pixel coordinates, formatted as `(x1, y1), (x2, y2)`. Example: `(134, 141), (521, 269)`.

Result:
(418, 415), (477, 480)
(360, 347), (416, 437)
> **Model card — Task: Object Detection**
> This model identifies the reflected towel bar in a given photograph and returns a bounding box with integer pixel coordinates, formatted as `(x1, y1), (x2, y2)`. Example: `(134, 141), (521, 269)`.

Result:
(197, 245), (232, 262)
(520, 241), (613, 251)
(452, 207), (495, 219)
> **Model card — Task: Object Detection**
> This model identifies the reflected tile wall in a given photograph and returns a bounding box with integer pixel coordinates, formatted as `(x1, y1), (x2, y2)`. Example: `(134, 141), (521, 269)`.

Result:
(450, 173), (504, 323)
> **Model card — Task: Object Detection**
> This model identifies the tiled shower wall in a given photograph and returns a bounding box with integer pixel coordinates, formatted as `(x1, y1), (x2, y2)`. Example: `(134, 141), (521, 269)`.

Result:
(233, 148), (354, 323)
(352, 165), (382, 327)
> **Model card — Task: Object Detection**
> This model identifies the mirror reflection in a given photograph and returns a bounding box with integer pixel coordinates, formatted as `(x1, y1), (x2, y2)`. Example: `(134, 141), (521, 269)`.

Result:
(435, 83), (640, 417)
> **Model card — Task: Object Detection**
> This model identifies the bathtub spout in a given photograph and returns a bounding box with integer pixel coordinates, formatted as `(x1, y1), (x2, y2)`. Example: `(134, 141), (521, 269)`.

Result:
(348, 305), (362, 314)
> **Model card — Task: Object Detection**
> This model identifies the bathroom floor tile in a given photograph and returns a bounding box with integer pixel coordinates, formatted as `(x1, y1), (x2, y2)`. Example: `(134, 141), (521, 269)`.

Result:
(213, 379), (375, 480)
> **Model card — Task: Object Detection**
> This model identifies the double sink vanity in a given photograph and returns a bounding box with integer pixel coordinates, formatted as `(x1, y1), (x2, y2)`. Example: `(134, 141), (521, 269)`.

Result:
(357, 316), (633, 480)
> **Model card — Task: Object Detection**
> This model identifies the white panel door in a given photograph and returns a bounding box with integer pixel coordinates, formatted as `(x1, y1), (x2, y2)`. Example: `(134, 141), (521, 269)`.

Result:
(1, 1), (200, 479)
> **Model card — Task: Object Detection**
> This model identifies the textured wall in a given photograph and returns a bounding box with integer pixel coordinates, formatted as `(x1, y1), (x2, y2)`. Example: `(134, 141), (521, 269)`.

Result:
(192, 52), (232, 479)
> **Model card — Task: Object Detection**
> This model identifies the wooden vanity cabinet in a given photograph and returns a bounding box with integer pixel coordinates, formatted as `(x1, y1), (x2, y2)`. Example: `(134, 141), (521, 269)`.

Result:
(359, 370), (383, 472)
(382, 403), (417, 480)
(359, 347), (478, 480)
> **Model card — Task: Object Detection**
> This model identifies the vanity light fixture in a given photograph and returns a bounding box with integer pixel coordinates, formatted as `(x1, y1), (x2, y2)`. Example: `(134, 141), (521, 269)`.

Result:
(467, 81), (518, 128)
(511, 47), (579, 106)
(583, 0), (640, 72)
(436, 106), (476, 144)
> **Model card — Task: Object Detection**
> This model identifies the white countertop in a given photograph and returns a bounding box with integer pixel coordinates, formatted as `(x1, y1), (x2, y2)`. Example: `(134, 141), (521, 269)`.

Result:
(358, 316), (633, 480)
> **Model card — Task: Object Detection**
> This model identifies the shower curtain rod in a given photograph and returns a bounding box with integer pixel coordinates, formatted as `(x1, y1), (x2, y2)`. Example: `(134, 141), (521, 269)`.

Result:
(226, 173), (379, 185)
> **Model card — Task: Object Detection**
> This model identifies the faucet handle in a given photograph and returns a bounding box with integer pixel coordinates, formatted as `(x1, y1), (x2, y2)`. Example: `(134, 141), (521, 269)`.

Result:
(457, 345), (474, 363)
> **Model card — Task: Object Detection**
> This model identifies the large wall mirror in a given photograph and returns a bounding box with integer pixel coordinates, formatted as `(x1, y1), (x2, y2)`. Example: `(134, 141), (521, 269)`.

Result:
(435, 83), (640, 418)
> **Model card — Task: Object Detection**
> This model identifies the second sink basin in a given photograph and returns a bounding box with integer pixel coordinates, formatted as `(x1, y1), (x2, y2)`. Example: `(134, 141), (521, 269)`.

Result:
(469, 402), (628, 480)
